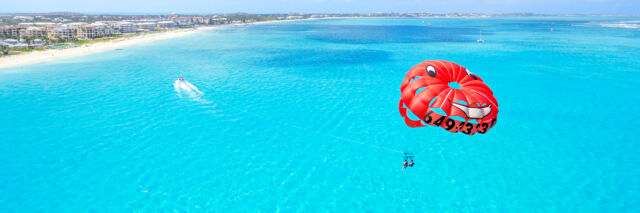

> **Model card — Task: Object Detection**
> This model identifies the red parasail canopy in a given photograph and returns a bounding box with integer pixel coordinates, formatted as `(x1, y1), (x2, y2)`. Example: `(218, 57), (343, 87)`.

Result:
(399, 60), (498, 135)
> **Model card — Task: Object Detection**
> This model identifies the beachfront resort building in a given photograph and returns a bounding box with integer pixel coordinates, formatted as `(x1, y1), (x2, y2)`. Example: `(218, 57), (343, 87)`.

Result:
(168, 16), (207, 25)
(20, 27), (47, 38)
(47, 27), (76, 41)
(100, 21), (137, 34)
(29, 38), (46, 48)
(1, 38), (29, 49)
(170, 16), (191, 25)
(114, 22), (136, 34)
(136, 22), (157, 31)
(77, 23), (112, 39)
(287, 16), (304, 20)
(191, 17), (204, 24)
(211, 18), (227, 25)
(0, 26), (25, 38)
(156, 21), (176, 29)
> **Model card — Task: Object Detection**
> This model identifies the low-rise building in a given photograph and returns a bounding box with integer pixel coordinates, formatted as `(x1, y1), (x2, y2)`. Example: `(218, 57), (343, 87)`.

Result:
(156, 21), (176, 29)
(114, 21), (136, 34)
(77, 25), (97, 39)
(136, 22), (156, 31)
(30, 38), (46, 48)
(2, 38), (19, 45)
(53, 17), (70, 22)
(20, 27), (47, 38)
(191, 17), (204, 24)
(47, 27), (76, 41)
(287, 16), (303, 20)
(13, 16), (34, 21)
(65, 22), (86, 29)
(211, 18), (228, 24)
(0, 26), (25, 38)
(1, 38), (29, 49)
(98, 21), (136, 34)
(18, 22), (57, 27)
(92, 22), (117, 35)
(77, 23), (111, 39)
(170, 16), (191, 25)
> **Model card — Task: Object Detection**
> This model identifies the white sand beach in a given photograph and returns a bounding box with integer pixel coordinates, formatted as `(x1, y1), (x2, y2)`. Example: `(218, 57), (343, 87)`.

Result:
(0, 18), (344, 70)
(0, 26), (219, 69)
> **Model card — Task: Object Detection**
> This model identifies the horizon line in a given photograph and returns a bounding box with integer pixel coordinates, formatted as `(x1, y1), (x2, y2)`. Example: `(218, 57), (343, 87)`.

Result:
(1, 11), (639, 16)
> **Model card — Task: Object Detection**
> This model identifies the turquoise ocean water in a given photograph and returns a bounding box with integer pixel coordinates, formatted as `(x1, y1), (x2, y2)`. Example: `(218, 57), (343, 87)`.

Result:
(1, 17), (639, 212)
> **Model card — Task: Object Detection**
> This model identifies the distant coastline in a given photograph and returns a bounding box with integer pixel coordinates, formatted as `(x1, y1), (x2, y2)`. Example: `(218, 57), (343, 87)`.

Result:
(0, 13), (334, 70)
(1, 13), (638, 70)
(0, 26), (210, 69)
(0, 19), (301, 70)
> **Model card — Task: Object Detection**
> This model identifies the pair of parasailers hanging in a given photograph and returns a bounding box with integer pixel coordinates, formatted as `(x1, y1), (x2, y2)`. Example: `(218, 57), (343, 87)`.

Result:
(402, 152), (415, 170)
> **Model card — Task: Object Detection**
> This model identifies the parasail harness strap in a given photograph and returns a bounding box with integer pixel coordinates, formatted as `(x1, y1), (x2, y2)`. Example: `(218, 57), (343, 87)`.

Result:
(403, 152), (414, 161)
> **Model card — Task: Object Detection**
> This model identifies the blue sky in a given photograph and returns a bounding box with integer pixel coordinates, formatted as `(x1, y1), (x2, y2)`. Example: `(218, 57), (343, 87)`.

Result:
(2, 0), (638, 14)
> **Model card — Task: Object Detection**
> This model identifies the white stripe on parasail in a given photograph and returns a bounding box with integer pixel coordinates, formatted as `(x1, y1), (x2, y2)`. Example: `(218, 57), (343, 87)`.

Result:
(451, 102), (492, 119)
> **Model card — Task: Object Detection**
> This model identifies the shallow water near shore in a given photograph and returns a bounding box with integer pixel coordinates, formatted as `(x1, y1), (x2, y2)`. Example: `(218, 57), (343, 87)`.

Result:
(1, 17), (639, 212)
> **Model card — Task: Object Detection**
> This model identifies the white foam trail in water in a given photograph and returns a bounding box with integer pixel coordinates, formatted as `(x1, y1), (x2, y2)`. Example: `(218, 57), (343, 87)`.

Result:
(174, 79), (210, 104)
(598, 20), (640, 29)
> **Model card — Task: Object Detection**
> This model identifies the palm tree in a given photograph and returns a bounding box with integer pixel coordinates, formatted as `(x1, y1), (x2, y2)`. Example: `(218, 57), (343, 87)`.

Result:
(23, 36), (33, 47)
(1, 45), (9, 56)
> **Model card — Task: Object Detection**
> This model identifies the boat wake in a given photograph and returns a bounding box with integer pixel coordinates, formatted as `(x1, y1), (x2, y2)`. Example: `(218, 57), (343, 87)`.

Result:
(174, 79), (210, 104)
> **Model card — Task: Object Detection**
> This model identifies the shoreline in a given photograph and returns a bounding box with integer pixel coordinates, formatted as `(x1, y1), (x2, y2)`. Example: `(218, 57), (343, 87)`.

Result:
(0, 16), (495, 70)
(0, 19), (300, 70)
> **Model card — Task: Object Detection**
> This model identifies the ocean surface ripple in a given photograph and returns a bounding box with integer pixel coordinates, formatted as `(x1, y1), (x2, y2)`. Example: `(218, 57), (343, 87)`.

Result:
(1, 17), (639, 212)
